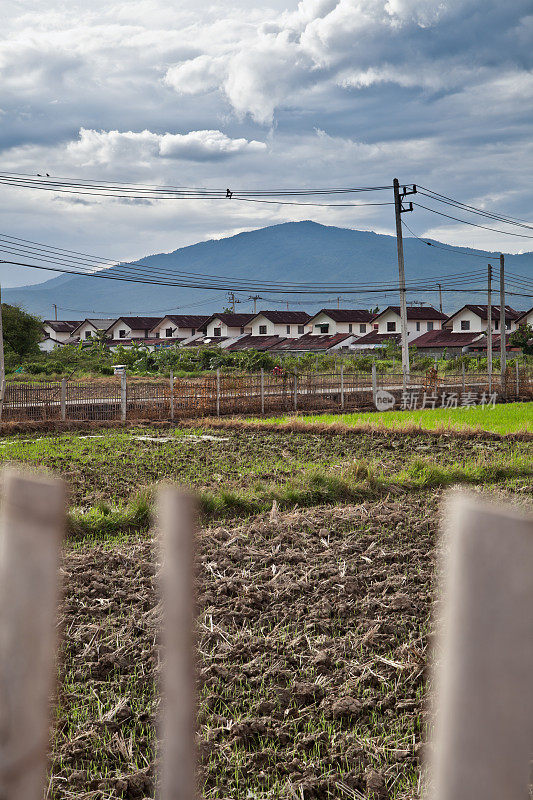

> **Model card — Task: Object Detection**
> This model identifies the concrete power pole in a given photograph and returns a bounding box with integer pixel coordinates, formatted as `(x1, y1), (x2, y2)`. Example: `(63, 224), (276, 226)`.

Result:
(53, 303), (58, 321)
(487, 264), (492, 393)
(393, 179), (416, 389)
(500, 254), (506, 399)
(437, 283), (443, 313)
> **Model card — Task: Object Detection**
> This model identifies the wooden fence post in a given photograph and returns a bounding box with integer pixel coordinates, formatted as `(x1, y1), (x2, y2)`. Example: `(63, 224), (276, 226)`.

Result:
(216, 369), (220, 417)
(515, 359), (519, 399)
(293, 371), (298, 412)
(120, 373), (127, 422)
(340, 363), (344, 410)
(427, 492), (533, 800)
(158, 486), (196, 800)
(170, 370), (174, 422)
(260, 368), (265, 415)
(0, 468), (65, 800)
(461, 362), (465, 394)
(371, 362), (377, 405)
(60, 377), (67, 421)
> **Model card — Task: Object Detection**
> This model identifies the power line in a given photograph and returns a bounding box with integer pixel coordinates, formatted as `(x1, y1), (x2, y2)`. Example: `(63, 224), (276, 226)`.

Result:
(414, 202), (533, 239)
(418, 186), (533, 231)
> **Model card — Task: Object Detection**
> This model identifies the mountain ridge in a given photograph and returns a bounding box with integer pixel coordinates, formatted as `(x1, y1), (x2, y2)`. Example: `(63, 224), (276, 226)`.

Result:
(4, 221), (532, 319)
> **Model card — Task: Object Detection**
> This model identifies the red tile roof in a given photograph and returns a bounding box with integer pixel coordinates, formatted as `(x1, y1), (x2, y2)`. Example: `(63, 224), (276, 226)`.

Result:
(309, 309), (375, 323)
(269, 333), (351, 351)
(252, 311), (310, 324)
(373, 305), (448, 321)
(225, 335), (287, 352)
(204, 313), (254, 327)
(410, 330), (481, 348)
(353, 331), (401, 345)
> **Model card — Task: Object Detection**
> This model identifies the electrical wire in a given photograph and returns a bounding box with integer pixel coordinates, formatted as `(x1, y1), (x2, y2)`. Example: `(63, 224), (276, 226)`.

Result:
(418, 186), (533, 230)
(414, 202), (533, 240)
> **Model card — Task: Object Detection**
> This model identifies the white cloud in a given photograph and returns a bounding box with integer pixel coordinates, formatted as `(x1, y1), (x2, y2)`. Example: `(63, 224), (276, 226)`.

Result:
(66, 127), (267, 165)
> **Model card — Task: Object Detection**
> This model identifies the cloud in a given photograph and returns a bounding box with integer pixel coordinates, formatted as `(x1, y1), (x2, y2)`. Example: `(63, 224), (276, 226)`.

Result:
(66, 127), (267, 165)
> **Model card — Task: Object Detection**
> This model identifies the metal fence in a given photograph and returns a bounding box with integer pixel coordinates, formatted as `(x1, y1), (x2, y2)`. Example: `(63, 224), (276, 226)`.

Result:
(0, 365), (531, 422)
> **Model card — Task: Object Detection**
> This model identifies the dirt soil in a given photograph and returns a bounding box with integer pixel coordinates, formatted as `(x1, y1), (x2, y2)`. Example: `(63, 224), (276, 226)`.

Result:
(53, 493), (438, 800)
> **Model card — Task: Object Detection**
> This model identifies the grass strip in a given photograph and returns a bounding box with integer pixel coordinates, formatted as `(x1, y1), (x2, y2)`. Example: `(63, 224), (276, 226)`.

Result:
(66, 455), (533, 540)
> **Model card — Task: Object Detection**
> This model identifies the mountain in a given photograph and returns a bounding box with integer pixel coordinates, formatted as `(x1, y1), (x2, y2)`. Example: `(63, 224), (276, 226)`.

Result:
(4, 221), (532, 319)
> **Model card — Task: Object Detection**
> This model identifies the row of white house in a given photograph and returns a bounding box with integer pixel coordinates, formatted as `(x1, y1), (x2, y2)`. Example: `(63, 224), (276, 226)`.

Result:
(42, 304), (532, 357)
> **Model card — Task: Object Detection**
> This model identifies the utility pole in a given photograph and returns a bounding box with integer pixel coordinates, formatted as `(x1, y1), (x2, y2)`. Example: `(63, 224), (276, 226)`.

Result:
(500, 254), (506, 399)
(249, 295), (261, 314)
(227, 292), (236, 313)
(437, 283), (443, 313)
(53, 303), (58, 321)
(0, 285), (4, 421)
(337, 296), (341, 310)
(393, 178), (416, 389)
(487, 264), (492, 393)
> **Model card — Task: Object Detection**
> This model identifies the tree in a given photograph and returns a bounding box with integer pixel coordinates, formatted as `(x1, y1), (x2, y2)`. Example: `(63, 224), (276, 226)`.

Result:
(2, 304), (43, 358)
(509, 323), (533, 355)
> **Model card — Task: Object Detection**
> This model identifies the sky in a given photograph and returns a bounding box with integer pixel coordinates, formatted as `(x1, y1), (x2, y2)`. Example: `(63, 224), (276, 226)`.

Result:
(1, 0), (532, 287)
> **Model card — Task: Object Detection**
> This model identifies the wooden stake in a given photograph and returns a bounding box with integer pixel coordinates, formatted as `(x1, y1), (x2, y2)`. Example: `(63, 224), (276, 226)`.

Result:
(170, 370), (174, 422)
(427, 492), (533, 800)
(0, 468), (65, 800)
(120, 373), (127, 422)
(60, 377), (66, 421)
(158, 487), (196, 800)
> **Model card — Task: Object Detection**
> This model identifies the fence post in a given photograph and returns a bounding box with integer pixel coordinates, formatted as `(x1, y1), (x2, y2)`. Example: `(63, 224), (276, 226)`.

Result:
(120, 373), (127, 422)
(0, 468), (65, 800)
(170, 370), (174, 422)
(371, 361), (377, 405)
(340, 363), (344, 410)
(216, 369), (220, 417)
(293, 371), (298, 412)
(461, 361), (465, 394)
(260, 368), (265, 415)
(515, 359), (519, 399)
(158, 486), (196, 800)
(427, 492), (533, 800)
(60, 377), (67, 421)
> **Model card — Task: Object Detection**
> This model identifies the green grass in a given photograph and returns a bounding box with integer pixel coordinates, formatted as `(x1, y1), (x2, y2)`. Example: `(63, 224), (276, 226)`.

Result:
(261, 401), (532, 435)
(64, 453), (533, 539)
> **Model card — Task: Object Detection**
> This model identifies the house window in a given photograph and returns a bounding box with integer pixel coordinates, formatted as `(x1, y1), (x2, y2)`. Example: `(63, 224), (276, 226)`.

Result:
(427, 321), (434, 331)
(214, 327), (221, 337)
(416, 321), (421, 331)
(348, 324), (353, 333)
(506, 321), (511, 330)
(373, 324), (379, 331)
(286, 325), (291, 334)
(317, 324), (329, 333)
(119, 330), (126, 338)
(165, 327), (173, 338)
(461, 320), (470, 331)
(240, 327), (245, 334)
(85, 330), (92, 339)
(359, 324), (366, 333)
(259, 325), (267, 335)
(297, 325), (304, 334)
(387, 321), (396, 332)
(191, 328), (195, 335)
(495, 320), (499, 329)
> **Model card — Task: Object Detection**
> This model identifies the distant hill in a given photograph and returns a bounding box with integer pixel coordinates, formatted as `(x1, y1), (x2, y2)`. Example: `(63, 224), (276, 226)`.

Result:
(4, 221), (532, 319)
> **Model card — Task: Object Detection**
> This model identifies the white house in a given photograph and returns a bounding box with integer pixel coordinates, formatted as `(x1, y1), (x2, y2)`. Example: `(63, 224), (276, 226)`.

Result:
(515, 307), (533, 328)
(443, 304), (521, 334)
(372, 305), (447, 339)
(149, 315), (208, 340)
(70, 319), (116, 342)
(42, 320), (81, 344)
(307, 309), (375, 336)
(249, 311), (310, 338)
(204, 313), (254, 338)
(106, 317), (163, 341)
